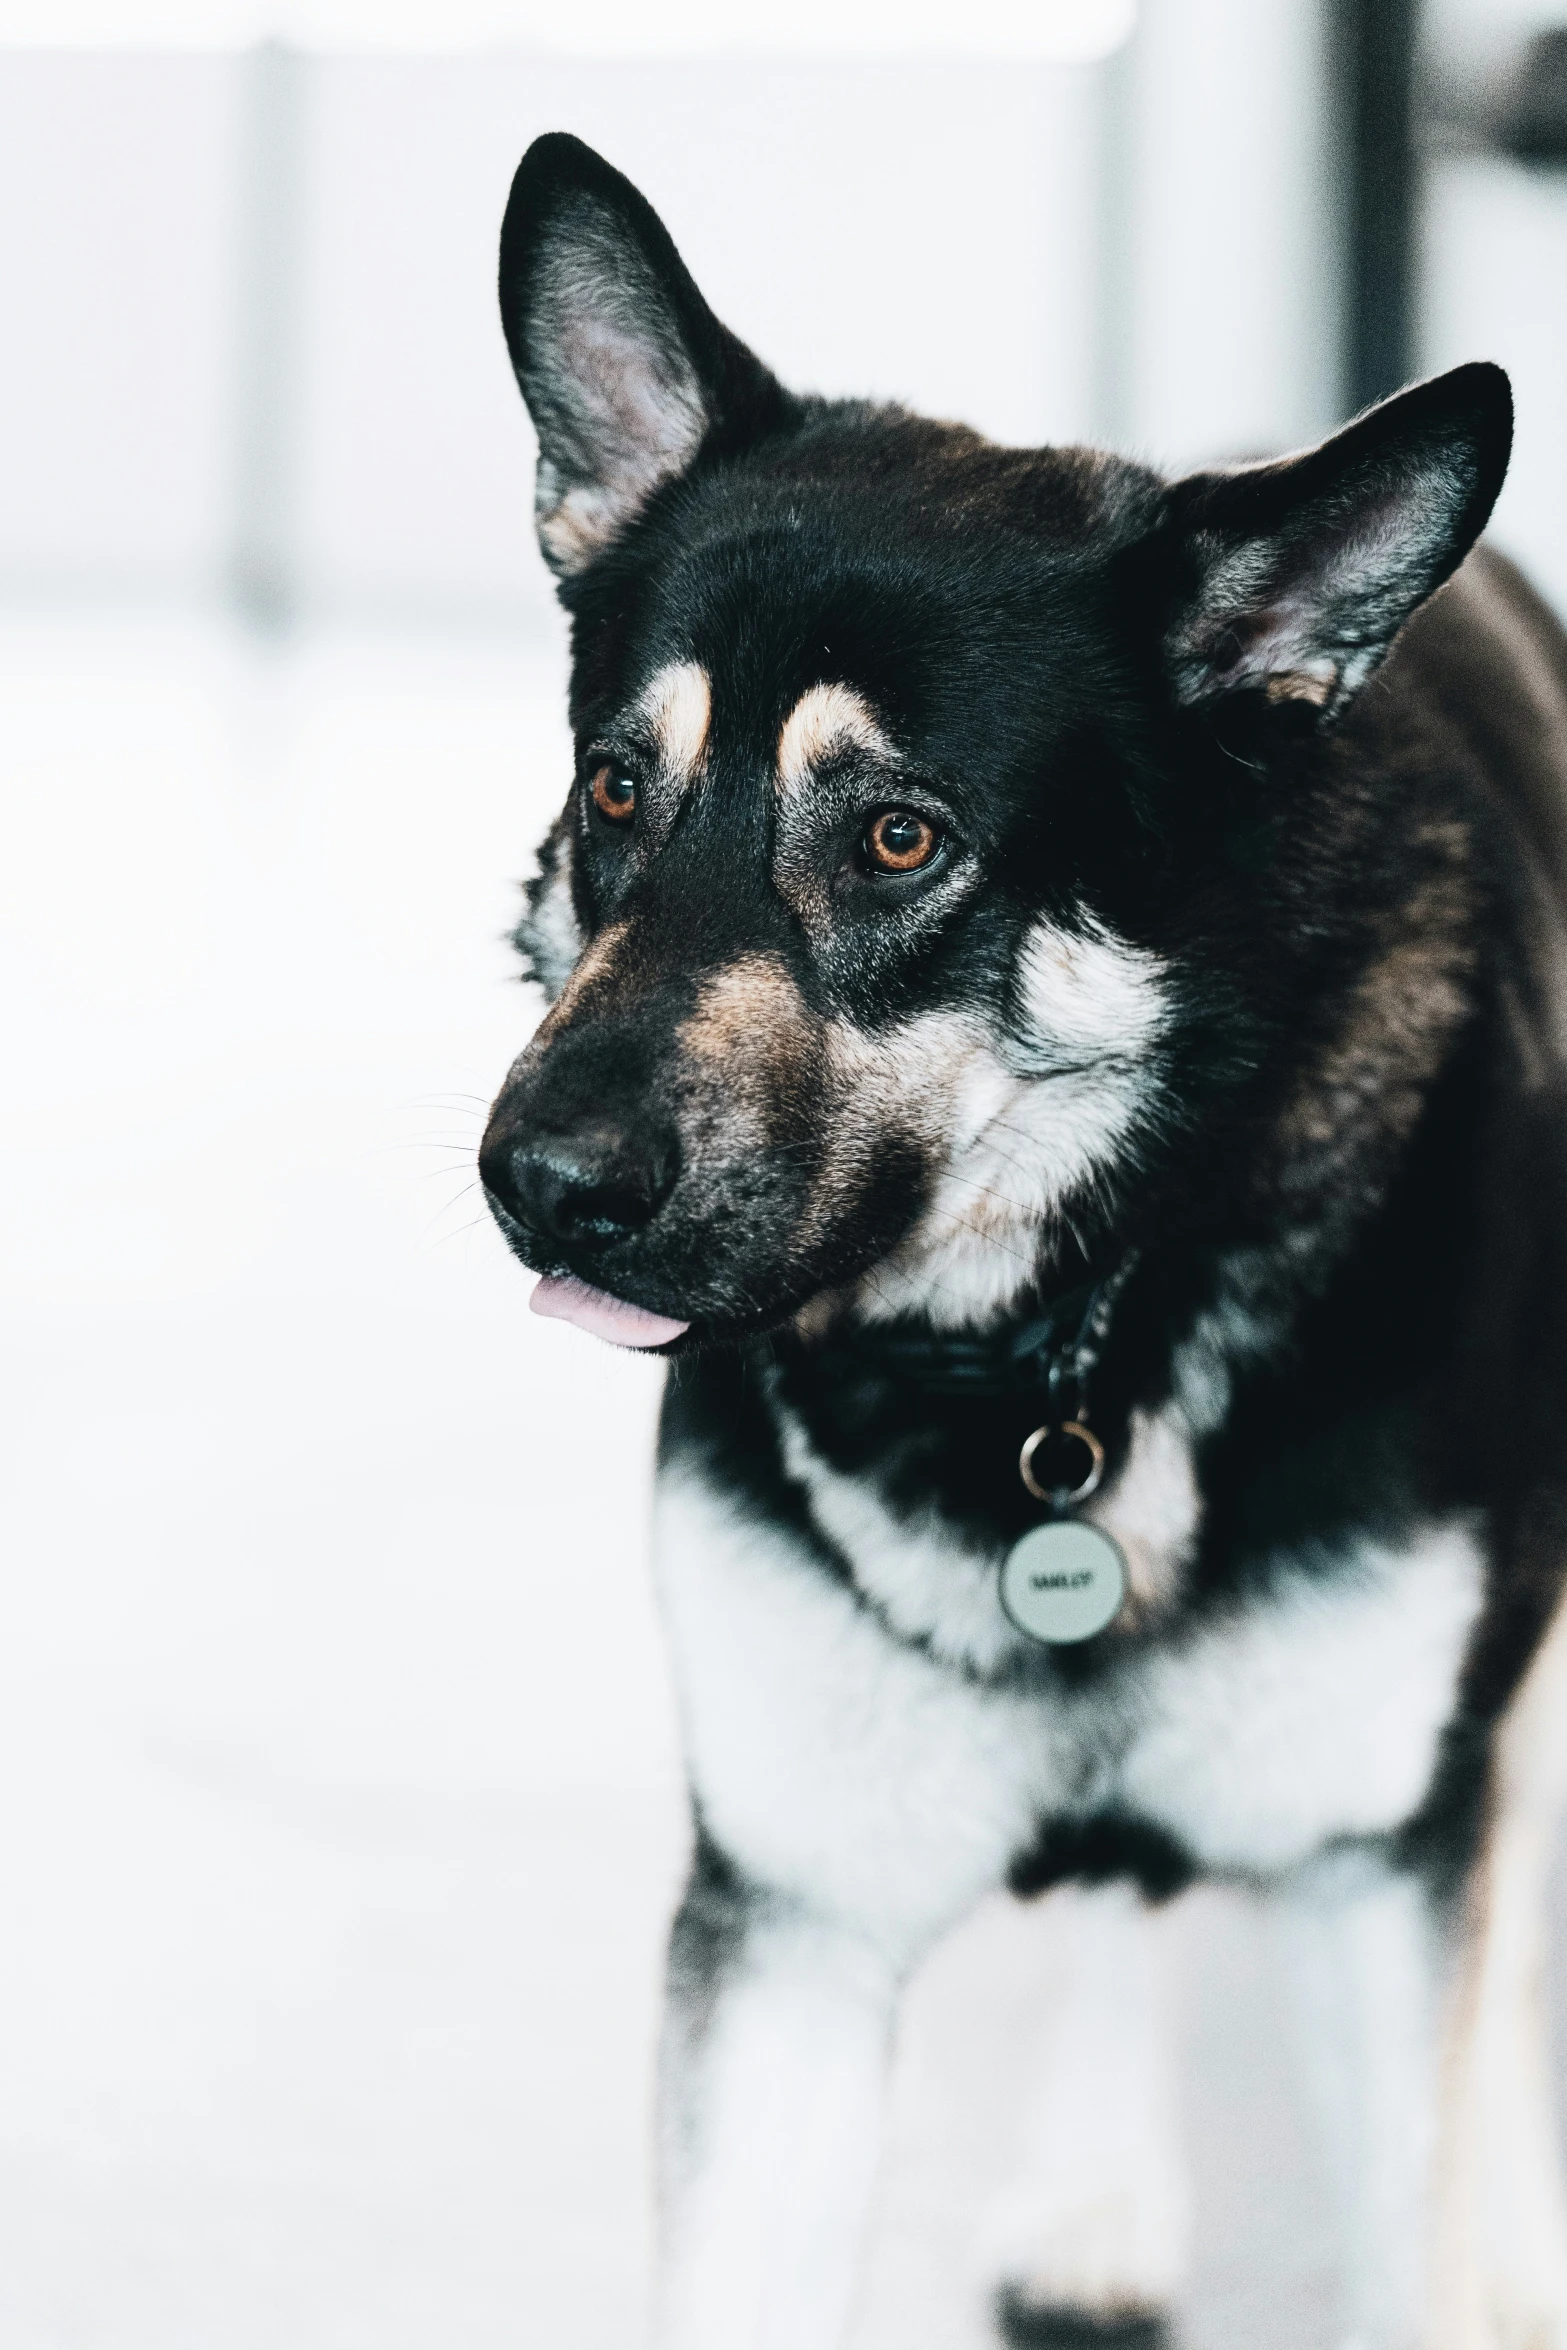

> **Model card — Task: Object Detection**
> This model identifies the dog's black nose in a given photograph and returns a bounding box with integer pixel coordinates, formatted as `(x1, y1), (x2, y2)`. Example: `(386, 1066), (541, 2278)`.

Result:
(480, 1123), (677, 1247)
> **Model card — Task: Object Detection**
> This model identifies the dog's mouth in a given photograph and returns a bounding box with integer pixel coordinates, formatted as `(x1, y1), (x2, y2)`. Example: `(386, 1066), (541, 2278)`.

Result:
(486, 1182), (793, 1351)
(529, 1272), (691, 1351)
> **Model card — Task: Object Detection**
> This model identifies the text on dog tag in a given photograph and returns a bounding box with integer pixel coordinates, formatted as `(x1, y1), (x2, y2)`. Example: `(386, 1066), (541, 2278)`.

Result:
(1000, 1520), (1127, 1645)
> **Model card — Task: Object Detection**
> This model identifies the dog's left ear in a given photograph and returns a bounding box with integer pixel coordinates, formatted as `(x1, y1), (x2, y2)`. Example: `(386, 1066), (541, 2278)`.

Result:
(1157, 363), (1512, 723)
(498, 133), (793, 579)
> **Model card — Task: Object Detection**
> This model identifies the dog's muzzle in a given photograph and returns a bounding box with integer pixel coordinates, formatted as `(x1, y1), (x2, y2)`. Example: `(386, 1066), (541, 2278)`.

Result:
(478, 1112), (679, 1252)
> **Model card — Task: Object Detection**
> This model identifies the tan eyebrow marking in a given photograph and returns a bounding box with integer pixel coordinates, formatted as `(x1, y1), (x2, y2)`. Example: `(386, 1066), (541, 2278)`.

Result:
(637, 660), (711, 786)
(776, 682), (893, 795)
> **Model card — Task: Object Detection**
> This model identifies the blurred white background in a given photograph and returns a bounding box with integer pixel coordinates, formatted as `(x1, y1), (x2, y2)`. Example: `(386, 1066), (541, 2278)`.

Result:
(2, 5), (1567, 2346)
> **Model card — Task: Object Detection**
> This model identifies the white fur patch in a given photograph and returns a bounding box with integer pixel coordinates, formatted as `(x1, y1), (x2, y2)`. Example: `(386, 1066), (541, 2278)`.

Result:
(523, 852), (583, 1003)
(850, 1042), (1147, 1328)
(1013, 914), (1169, 1069)
(848, 915), (1170, 1328)
(657, 1463), (1483, 1897)
(1121, 1522), (1485, 1873)
(1085, 1403), (1202, 1621)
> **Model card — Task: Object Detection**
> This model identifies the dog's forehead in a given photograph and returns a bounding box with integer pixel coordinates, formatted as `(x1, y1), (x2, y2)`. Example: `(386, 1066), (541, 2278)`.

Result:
(594, 501), (1127, 807)
(632, 558), (921, 782)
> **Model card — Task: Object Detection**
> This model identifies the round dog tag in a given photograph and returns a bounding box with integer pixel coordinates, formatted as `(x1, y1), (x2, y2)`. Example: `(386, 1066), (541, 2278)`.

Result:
(1001, 1520), (1127, 1645)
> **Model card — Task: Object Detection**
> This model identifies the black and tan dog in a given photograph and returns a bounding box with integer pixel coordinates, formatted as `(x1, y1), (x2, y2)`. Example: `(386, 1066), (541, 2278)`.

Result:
(478, 133), (1567, 2350)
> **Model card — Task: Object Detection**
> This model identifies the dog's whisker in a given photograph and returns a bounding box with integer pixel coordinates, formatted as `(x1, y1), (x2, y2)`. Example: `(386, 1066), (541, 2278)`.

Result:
(369, 1139), (483, 1159)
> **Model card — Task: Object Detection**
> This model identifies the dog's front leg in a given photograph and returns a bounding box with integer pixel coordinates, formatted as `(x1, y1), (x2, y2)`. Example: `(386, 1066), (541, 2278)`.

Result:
(983, 1882), (1190, 2338)
(1426, 1592), (1567, 2350)
(654, 1833), (898, 2350)
(1273, 1849), (1443, 2350)
(1275, 1587), (1567, 2350)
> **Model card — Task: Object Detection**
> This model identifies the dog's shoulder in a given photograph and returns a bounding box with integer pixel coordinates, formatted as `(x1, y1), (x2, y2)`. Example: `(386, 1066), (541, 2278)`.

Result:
(1369, 549), (1567, 1055)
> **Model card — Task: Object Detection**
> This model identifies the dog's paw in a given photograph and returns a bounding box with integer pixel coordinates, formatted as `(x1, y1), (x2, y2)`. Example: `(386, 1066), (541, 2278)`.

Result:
(995, 2293), (1172, 2350)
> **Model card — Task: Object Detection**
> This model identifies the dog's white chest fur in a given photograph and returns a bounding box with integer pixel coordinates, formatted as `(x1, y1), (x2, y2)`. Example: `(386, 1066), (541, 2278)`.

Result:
(654, 1468), (1484, 1961)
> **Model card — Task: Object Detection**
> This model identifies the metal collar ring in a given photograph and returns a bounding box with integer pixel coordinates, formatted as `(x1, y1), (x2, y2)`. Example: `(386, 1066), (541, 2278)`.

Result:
(1018, 1419), (1106, 1508)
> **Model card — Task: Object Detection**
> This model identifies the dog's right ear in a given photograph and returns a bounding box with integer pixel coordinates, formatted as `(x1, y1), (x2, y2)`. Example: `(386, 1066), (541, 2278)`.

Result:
(499, 134), (792, 579)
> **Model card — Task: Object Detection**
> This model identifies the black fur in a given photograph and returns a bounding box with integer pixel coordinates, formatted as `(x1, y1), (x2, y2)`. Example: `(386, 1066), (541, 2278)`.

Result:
(996, 2298), (1171, 2350)
(1005, 1814), (1195, 1905)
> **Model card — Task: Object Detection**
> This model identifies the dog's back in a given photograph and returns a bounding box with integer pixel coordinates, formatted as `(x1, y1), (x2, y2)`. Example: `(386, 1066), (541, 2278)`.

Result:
(1400, 549), (1567, 975)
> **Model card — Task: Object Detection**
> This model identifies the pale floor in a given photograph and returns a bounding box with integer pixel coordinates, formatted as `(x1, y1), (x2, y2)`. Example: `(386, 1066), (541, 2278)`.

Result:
(0, 607), (1560, 2350)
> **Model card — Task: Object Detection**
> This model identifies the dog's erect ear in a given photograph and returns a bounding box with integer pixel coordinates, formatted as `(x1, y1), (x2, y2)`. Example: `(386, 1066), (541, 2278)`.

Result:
(499, 133), (792, 578)
(1158, 363), (1512, 723)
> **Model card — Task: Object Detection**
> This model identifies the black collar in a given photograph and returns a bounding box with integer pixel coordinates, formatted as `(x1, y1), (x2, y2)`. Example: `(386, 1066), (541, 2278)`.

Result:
(814, 1254), (1138, 1420)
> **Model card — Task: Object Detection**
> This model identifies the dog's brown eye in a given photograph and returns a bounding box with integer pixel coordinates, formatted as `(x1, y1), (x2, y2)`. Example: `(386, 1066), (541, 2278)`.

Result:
(590, 766), (637, 823)
(865, 808), (939, 874)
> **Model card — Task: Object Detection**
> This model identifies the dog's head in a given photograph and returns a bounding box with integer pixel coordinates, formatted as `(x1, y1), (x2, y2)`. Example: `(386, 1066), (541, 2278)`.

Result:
(478, 134), (1510, 1348)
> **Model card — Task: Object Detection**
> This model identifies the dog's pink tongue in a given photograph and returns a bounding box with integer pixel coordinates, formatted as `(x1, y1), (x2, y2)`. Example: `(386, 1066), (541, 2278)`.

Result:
(529, 1274), (689, 1350)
